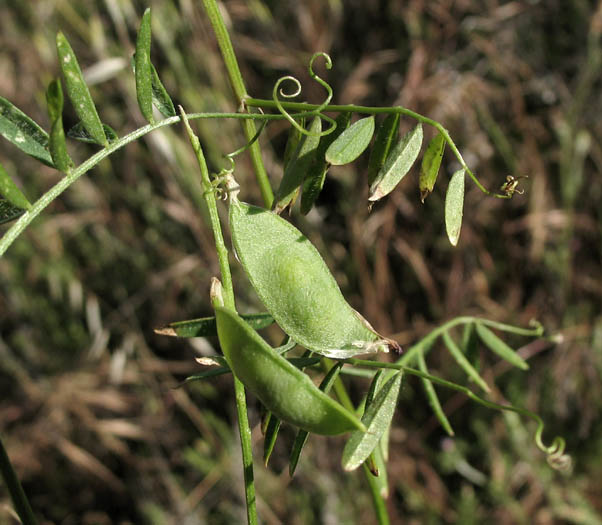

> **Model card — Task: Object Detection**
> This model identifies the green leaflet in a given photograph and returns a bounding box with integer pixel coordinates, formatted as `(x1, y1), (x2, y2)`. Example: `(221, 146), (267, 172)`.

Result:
(273, 116), (322, 214)
(325, 116), (374, 166)
(228, 185), (395, 359)
(367, 113), (400, 186)
(0, 199), (26, 225)
(214, 305), (365, 435)
(368, 123), (423, 202)
(282, 116), (305, 172)
(46, 79), (73, 173)
(0, 162), (31, 210)
(419, 132), (445, 202)
(475, 323), (529, 370)
(262, 412), (282, 466)
(0, 96), (53, 167)
(135, 8), (154, 124)
(154, 312), (274, 338)
(150, 64), (176, 118)
(56, 31), (108, 147)
(442, 330), (491, 393)
(342, 371), (402, 471)
(416, 349), (454, 436)
(67, 122), (118, 144)
(300, 112), (351, 215)
(445, 168), (465, 246)
(288, 361), (343, 476)
(131, 60), (176, 118)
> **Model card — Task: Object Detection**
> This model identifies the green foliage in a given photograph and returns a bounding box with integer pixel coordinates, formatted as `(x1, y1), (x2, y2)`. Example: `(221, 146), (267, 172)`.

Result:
(1, 2), (594, 524)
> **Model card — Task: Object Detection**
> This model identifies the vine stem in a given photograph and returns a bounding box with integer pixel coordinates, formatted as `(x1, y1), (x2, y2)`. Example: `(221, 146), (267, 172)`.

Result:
(0, 433), (38, 525)
(201, 0), (273, 208)
(244, 97), (509, 198)
(180, 109), (257, 525)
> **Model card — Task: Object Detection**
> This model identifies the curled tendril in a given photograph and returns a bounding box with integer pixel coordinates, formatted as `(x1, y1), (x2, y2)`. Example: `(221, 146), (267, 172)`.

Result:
(272, 52), (337, 138)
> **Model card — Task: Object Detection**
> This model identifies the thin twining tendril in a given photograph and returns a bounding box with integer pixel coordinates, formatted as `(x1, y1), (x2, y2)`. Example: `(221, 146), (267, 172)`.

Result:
(344, 358), (571, 472)
(225, 108), (267, 161)
(272, 52), (337, 138)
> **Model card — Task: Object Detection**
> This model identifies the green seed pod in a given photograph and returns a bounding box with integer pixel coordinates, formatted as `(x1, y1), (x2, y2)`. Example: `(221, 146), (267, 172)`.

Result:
(227, 175), (398, 359)
(213, 304), (366, 435)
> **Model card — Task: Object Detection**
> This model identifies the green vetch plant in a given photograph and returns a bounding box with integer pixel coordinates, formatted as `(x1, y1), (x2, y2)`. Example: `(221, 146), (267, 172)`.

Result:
(0, 3), (571, 524)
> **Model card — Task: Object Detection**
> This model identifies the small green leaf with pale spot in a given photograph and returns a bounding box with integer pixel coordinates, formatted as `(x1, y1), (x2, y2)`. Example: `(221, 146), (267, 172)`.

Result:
(0, 162), (31, 210)
(135, 8), (154, 124)
(475, 323), (529, 370)
(419, 132), (445, 202)
(325, 116), (374, 166)
(445, 168), (465, 246)
(0, 96), (53, 167)
(56, 31), (107, 146)
(342, 371), (402, 471)
(368, 124), (423, 202)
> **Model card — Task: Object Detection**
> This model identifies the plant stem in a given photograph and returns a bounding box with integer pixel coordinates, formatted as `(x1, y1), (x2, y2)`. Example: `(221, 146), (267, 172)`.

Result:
(362, 464), (390, 525)
(180, 110), (257, 525)
(201, 0), (273, 208)
(0, 433), (37, 525)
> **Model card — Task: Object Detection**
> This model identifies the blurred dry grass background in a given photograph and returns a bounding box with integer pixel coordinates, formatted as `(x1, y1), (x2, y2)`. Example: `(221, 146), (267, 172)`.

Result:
(1, 0), (602, 523)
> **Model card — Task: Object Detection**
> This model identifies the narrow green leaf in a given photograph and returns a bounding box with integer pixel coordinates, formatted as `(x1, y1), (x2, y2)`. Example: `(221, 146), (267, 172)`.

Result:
(365, 369), (384, 408)
(0, 162), (31, 210)
(289, 362), (343, 477)
(442, 331), (491, 393)
(150, 64), (176, 118)
(154, 312), (274, 338)
(367, 113), (400, 185)
(282, 116), (305, 171)
(419, 132), (445, 202)
(342, 371), (402, 471)
(300, 112), (351, 215)
(416, 349), (454, 436)
(46, 79), (73, 173)
(56, 31), (107, 146)
(445, 168), (465, 246)
(461, 322), (480, 371)
(0, 199), (26, 225)
(67, 122), (118, 144)
(184, 368), (230, 382)
(475, 323), (529, 370)
(273, 116), (321, 214)
(135, 8), (154, 124)
(263, 413), (282, 466)
(368, 124), (423, 202)
(0, 96), (53, 166)
(325, 116), (374, 166)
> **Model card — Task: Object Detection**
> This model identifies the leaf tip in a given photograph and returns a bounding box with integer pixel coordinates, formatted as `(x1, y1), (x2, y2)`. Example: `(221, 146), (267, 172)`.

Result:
(154, 326), (177, 337)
